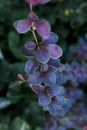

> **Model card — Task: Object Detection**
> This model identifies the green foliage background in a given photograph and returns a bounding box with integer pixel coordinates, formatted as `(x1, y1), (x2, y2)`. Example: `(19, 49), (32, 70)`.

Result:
(0, 0), (87, 129)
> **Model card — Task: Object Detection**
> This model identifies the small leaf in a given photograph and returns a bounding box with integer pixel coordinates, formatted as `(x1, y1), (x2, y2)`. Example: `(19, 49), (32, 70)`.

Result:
(10, 117), (31, 130)
(8, 31), (28, 61)
(0, 98), (11, 110)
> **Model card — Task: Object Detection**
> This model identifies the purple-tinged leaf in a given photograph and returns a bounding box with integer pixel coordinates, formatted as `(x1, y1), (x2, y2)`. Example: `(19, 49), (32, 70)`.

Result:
(47, 66), (55, 73)
(54, 96), (68, 106)
(74, 89), (83, 100)
(30, 84), (45, 94)
(47, 85), (66, 97)
(36, 47), (50, 63)
(14, 20), (31, 33)
(42, 32), (58, 44)
(54, 96), (72, 110)
(25, 41), (36, 50)
(28, 72), (42, 84)
(35, 19), (50, 38)
(46, 44), (63, 59)
(24, 60), (39, 74)
(48, 100), (59, 113)
(55, 71), (63, 85)
(38, 90), (51, 106)
(41, 64), (48, 72)
(44, 73), (56, 85)
(21, 47), (35, 56)
(47, 84), (60, 97)
(28, 11), (39, 21)
(48, 58), (61, 68)
(63, 100), (72, 110)
(57, 106), (67, 117)
(49, 98), (67, 116)
(55, 86), (66, 96)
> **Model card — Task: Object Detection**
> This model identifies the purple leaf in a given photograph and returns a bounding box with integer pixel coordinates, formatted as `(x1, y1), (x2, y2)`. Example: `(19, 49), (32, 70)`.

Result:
(35, 19), (50, 38)
(48, 58), (61, 68)
(14, 20), (31, 33)
(48, 100), (59, 113)
(30, 84), (45, 94)
(47, 66), (55, 73)
(24, 60), (39, 74)
(41, 64), (48, 72)
(55, 86), (66, 96)
(36, 47), (50, 63)
(38, 90), (51, 106)
(42, 32), (58, 44)
(44, 73), (56, 85)
(25, 41), (36, 50)
(28, 11), (38, 21)
(49, 98), (66, 116)
(54, 96), (72, 110)
(28, 72), (42, 84)
(46, 44), (63, 59)
(21, 47), (35, 56)
(57, 106), (67, 117)
(55, 71), (63, 85)
(47, 85), (66, 97)
(54, 96), (68, 106)
(47, 84), (60, 97)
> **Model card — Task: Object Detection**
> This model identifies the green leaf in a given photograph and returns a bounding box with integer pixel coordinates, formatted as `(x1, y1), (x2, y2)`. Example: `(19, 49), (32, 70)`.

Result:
(0, 61), (10, 91)
(0, 98), (11, 110)
(35, 128), (41, 130)
(9, 62), (24, 78)
(8, 32), (28, 61)
(0, 124), (8, 130)
(10, 117), (31, 130)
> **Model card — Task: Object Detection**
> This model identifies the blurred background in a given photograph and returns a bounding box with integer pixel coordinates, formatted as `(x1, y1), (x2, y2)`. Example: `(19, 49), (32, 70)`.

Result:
(0, 0), (87, 130)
